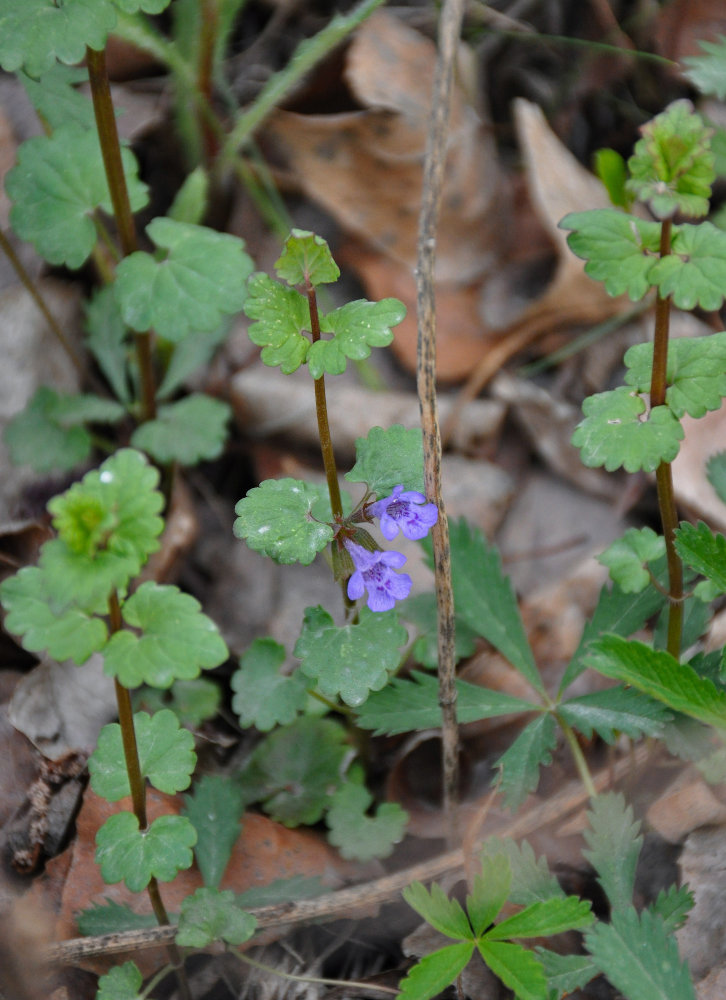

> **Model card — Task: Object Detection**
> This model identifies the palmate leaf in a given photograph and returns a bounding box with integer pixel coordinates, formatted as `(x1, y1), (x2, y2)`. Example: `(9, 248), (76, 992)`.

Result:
(114, 217), (253, 340)
(495, 714), (557, 811)
(684, 35), (726, 100)
(326, 773), (407, 861)
(585, 634), (726, 729)
(234, 478), (334, 565)
(89, 710), (196, 801)
(96, 961), (143, 1000)
(231, 638), (308, 731)
(346, 424), (426, 497)
(572, 387), (683, 474)
(558, 685), (670, 742)
(95, 812), (196, 892)
(183, 775), (245, 889)
(274, 229), (340, 286)
(103, 581), (228, 689)
(625, 333), (726, 420)
(176, 888), (256, 947)
(0, 0), (117, 76)
(309, 297), (406, 378)
(674, 521), (726, 594)
(650, 224), (726, 310)
(398, 942), (474, 1000)
(559, 209), (663, 300)
(7, 125), (147, 268)
(245, 273), (311, 374)
(585, 907), (695, 1000)
(294, 605), (407, 708)
(583, 793), (642, 914)
(477, 940), (548, 1000)
(354, 671), (538, 736)
(130, 394), (231, 465)
(598, 527), (666, 593)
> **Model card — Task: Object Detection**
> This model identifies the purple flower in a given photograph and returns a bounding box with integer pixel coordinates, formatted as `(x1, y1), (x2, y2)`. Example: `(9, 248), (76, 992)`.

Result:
(345, 540), (412, 612)
(370, 485), (438, 541)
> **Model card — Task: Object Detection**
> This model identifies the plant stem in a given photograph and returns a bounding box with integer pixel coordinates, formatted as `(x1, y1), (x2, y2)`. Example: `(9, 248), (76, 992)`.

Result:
(85, 46), (157, 424)
(559, 717), (597, 799)
(305, 283), (343, 522)
(650, 219), (683, 658)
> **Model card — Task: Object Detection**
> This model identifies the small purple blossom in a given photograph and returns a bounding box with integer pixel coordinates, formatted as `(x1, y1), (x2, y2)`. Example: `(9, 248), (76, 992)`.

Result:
(370, 485), (438, 541)
(345, 540), (412, 612)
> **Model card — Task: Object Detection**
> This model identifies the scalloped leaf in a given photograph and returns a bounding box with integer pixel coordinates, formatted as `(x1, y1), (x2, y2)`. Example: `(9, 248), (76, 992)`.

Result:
(231, 638), (308, 731)
(96, 961), (143, 1000)
(559, 209), (663, 300)
(345, 424), (425, 497)
(583, 793), (642, 914)
(326, 771), (407, 861)
(675, 520), (726, 595)
(89, 710), (196, 800)
(130, 394), (230, 465)
(275, 229), (340, 286)
(103, 581), (228, 689)
(649, 223), (726, 310)
(114, 217), (252, 340)
(495, 714), (557, 811)
(626, 100), (714, 219)
(182, 775), (244, 890)
(309, 298), (406, 378)
(7, 125), (147, 268)
(20, 63), (95, 131)
(40, 449), (164, 606)
(0, 0), (117, 76)
(624, 332), (726, 418)
(233, 478), (334, 565)
(294, 605), (407, 708)
(240, 716), (348, 826)
(0, 565), (107, 664)
(598, 527), (666, 592)
(177, 888), (257, 947)
(558, 686), (670, 743)
(95, 812), (196, 892)
(684, 35), (726, 100)
(244, 272), (311, 373)
(572, 386), (683, 473)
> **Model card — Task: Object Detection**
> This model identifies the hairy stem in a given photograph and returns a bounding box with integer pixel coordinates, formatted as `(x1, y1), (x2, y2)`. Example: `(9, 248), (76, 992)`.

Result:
(86, 46), (156, 424)
(650, 219), (683, 658)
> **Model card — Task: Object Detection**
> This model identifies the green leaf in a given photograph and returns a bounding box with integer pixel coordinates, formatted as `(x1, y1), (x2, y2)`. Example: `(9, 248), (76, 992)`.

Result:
(231, 638), (308, 731)
(244, 272), (311, 374)
(156, 323), (230, 400)
(398, 943), (474, 1000)
(675, 521), (726, 594)
(0, 565), (107, 664)
(233, 478), (334, 565)
(0, 0), (117, 76)
(183, 775), (244, 890)
(41, 449), (164, 606)
(7, 125), (147, 268)
(466, 854), (511, 938)
(625, 332), (726, 419)
(533, 949), (598, 997)
(113, 0), (172, 12)
(583, 793), (642, 913)
(96, 961), (143, 1000)
(177, 888), (257, 947)
(651, 884), (694, 933)
(626, 100), (714, 219)
(684, 35), (726, 99)
(558, 686), (670, 743)
(480, 839), (564, 908)
(594, 148), (631, 209)
(167, 166), (208, 225)
(294, 605), (407, 708)
(585, 634), (726, 729)
(275, 229), (341, 286)
(95, 812), (196, 892)
(20, 63), (95, 131)
(488, 897), (592, 941)
(130, 394), (230, 465)
(326, 771), (407, 861)
(477, 939), (548, 1000)
(355, 670), (537, 736)
(103, 581), (228, 689)
(706, 451), (726, 505)
(559, 209), (663, 300)
(403, 881), (472, 940)
(404, 592), (477, 669)
(430, 519), (543, 695)
(495, 714), (557, 811)
(598, 527), (665, 593)
(89, 710), (196, 800)
(237, 875), (325, 908)
(166, 678), (220, 728)
(650, 225), (726, 310)
(585, 907), (695, 1000)
(85, 286), (133, 405)
(240, 717), (348, 826)
(345, 425), (425, 497)
(308, 298), (406, 378)
(76, 900), (157, 936)
(114, 217), (253, 340)
(572, 386), (683, 474)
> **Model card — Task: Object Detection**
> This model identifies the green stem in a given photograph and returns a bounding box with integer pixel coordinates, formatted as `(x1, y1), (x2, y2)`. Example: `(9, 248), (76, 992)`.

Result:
(650, 218), (683, 659)
(559, 716), (597, 799)
(305, 283), (343, 522)
(85, 46), (156, 424)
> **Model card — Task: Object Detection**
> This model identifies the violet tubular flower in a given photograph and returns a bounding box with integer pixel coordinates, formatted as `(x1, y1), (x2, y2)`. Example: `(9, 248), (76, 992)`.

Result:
(370, 485), (438, 541)
(345, 540), (412, 612)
